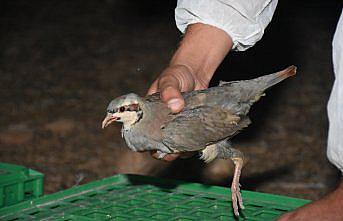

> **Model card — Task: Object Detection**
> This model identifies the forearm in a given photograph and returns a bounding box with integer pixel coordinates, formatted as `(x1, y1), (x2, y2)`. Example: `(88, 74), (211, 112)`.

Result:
(170, 23), (233, 88)
(278, 180), (343, 220)
(175, 0), (278, 51)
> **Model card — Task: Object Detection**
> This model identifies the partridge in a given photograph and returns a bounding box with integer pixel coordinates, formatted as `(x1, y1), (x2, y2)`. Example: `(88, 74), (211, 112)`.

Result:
(102, 66), (296, 216)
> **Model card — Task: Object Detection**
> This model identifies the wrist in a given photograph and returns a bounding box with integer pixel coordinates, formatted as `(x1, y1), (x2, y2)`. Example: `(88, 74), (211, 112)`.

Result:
(170, 23), (233, 85)
(160, 64), (196, 91)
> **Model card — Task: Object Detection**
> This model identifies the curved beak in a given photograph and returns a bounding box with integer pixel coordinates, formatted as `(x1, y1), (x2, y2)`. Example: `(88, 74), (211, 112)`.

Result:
(102, 114), (118, 129)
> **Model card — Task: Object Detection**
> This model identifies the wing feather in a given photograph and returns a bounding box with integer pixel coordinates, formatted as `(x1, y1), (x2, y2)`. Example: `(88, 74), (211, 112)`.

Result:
(161, 106), (250, 152)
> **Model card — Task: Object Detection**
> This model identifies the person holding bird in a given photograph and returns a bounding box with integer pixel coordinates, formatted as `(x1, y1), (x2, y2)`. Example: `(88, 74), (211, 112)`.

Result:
(104, 0), (342, 220)
(147, 1), (343, 220)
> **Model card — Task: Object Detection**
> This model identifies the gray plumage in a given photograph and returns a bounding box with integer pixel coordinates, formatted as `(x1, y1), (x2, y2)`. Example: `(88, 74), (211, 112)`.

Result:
(104, 65), (296, 155)
(102, 65), (297, 216)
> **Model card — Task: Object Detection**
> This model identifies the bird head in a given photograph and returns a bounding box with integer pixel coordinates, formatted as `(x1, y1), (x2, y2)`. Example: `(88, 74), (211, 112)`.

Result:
(102, 93), (143, 129)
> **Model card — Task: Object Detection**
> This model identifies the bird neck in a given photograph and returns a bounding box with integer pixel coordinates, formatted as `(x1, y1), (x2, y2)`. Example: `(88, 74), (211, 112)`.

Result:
(122, 110), (143, 130)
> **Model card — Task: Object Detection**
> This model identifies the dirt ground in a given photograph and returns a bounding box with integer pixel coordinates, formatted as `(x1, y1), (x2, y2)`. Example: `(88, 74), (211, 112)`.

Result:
(0, 0), (342, 201)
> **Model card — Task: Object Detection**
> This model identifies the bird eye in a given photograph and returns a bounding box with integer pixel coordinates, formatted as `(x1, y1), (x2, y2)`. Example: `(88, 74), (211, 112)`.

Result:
(119, 106), (125, 112)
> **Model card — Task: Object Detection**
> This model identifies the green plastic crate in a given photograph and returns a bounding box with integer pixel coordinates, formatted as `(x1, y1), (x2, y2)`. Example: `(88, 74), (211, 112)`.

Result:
(0, 174), (310, 221)
(0, 163), (44, 208)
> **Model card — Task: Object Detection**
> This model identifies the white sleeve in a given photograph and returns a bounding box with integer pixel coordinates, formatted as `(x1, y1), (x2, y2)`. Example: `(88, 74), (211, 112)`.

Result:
(327, 11), (343, 172)
(175, 0), (278, 51)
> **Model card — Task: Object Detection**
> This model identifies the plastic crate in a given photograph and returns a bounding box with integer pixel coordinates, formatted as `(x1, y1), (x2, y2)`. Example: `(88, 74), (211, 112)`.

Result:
(0, 163), (44, 208)
(0, 174), (310, 221)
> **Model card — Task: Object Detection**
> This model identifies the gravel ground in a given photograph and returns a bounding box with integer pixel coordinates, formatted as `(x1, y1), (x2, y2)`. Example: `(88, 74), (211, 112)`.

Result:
(0, 0), (342, 200)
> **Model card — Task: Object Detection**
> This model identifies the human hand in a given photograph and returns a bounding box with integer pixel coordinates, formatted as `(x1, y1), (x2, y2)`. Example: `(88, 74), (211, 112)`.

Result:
(147, 64), (210, 161)
(147, 64), (209, 113)
(147, 23), (233, 161)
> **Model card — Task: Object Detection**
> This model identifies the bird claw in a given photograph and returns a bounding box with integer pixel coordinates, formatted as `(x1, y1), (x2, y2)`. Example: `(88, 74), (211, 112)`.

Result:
(230, 156), (244, 216)
(231, 182), (244, 216)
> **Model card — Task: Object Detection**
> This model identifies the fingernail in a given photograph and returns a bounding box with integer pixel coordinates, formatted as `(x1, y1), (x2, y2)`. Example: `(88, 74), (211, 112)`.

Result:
(167, 98), (183, 111)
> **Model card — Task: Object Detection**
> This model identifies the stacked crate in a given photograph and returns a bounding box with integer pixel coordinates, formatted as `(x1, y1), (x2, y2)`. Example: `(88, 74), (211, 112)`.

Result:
(0, 163), (44, 208)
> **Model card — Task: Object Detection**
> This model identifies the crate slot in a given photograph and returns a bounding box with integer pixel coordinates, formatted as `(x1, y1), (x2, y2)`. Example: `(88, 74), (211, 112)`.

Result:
(28, 210), (40, 215)
(49, 204), (61, 209)
(7, 218), (20, 221)
(0, 174), (310, 220)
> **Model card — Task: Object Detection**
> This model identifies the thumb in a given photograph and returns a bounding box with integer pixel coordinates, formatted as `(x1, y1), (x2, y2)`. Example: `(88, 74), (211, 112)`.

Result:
(159, 75), (185, 113)
(147, 79), (158, 95)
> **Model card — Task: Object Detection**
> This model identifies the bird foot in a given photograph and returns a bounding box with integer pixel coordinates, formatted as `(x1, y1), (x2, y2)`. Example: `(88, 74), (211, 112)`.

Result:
(231, 180), (244, 216)
(231, 157), (244, 216)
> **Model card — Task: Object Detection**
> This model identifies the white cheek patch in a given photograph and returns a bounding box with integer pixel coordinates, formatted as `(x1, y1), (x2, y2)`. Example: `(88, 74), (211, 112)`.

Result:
(114, 112), (138, 127)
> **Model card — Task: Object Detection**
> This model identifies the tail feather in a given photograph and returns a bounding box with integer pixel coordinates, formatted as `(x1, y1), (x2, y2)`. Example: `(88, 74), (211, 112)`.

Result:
(216, 65), (297, 115)
(258, 65), (297, 91)
(219, 65), (297, 90)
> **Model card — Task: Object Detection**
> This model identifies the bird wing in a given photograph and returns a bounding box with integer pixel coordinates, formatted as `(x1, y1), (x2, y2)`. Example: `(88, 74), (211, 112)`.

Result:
(161, 106), (251, 152)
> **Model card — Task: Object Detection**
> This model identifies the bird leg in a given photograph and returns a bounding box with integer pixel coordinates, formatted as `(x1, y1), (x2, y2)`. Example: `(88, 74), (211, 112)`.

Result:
(230, 149), (245, 216)
(209, 141), (244, 216)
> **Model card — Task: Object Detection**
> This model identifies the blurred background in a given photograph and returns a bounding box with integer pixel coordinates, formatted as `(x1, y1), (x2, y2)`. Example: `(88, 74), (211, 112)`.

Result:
(0, 0), (342, 200)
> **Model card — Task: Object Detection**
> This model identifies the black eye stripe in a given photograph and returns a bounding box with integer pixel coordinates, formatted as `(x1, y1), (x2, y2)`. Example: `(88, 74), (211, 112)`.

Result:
(108, 104), (140, 114)
(107, 108), (117, 114)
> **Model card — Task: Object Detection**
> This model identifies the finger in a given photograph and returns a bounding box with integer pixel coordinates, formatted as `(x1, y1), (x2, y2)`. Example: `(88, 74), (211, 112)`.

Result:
(162, 153), (181, 161)
(147, 79), (159, 95)
(159, 76), (185, 113)
(150, 151), (180, 162)
(150, 151), (161, 159)
(161, 86), (185, 113)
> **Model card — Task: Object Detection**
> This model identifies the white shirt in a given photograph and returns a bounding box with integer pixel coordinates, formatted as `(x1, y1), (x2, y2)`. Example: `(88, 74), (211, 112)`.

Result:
(175, 1), (343, 172)
(175, 0), (278, 51)
(327, 11), (343, 172)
